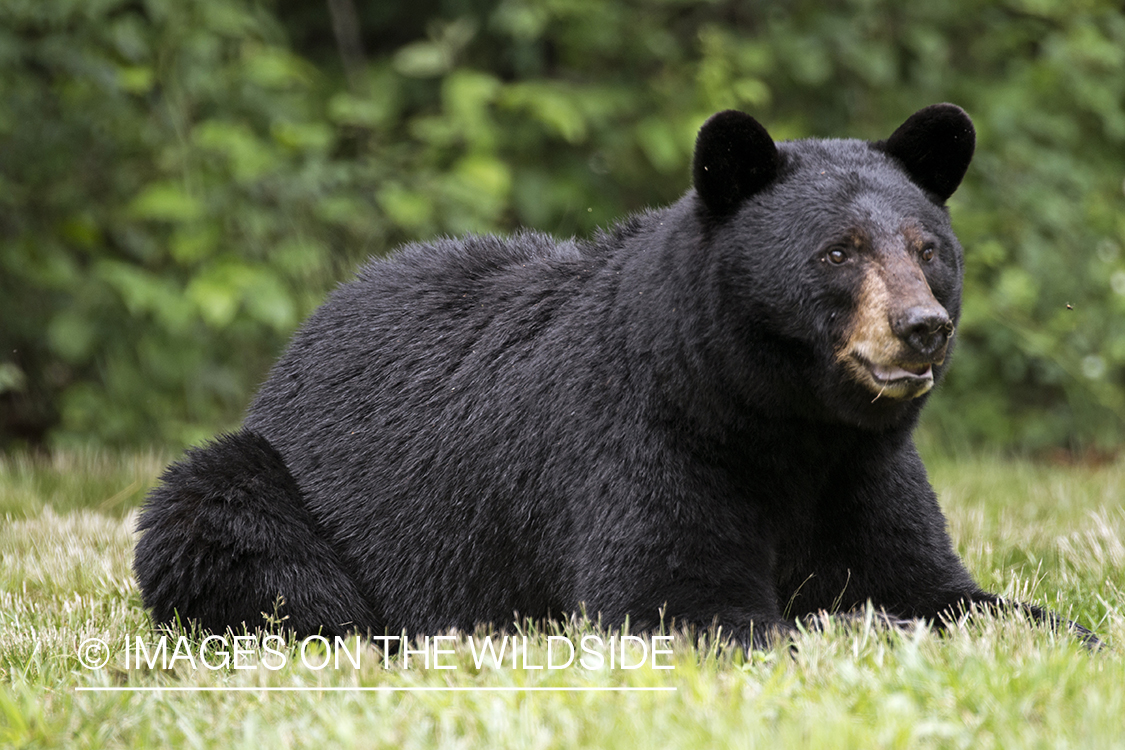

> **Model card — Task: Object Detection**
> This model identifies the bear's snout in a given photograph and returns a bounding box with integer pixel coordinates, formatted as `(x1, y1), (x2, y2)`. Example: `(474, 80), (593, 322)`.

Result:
(893, 305), (953, 361)
(836, 255), (953, 401)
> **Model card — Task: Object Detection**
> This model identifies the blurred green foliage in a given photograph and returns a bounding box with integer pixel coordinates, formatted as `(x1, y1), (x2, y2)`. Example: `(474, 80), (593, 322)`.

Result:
(1, 0), (1124, 451)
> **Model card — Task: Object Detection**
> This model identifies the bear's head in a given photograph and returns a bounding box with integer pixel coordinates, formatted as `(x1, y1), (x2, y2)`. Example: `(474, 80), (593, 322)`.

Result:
(691, 104), (975, 430)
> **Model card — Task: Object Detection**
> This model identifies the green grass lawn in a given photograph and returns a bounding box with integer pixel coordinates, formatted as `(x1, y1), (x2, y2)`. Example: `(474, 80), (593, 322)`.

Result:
(1, 449), (1123, 749)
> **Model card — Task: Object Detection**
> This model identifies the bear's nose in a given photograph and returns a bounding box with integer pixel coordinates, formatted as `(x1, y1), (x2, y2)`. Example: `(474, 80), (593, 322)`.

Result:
(893, 306), (952, 359)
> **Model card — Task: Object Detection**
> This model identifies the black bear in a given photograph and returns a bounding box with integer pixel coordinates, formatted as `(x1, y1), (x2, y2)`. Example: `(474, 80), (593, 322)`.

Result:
(135, 104), (1096, 648)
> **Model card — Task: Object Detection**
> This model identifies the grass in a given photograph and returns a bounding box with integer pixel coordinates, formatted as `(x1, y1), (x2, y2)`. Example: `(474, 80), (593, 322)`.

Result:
(1, 448), (1123, 748)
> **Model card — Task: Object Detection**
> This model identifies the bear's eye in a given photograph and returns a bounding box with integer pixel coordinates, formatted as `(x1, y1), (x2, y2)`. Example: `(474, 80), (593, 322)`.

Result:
(826, 247), (848, 265)
(920, 244), (936, 262)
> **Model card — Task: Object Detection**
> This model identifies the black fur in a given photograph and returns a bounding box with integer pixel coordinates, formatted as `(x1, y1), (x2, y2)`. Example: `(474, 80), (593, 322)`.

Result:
(135, 105), (1097, 649)
(134, 430), (381, 637)
(693, 109), (779, 216)
(875, 103), (975, 203)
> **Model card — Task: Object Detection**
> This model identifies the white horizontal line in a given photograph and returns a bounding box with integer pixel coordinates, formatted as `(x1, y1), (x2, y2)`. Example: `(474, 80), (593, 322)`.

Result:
(75, 686), (677, 693)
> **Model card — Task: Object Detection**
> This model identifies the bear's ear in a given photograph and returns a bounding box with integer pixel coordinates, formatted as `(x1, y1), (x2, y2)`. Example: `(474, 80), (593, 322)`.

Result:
(692, 110), (779, 216)
(875, 103), (975, 202)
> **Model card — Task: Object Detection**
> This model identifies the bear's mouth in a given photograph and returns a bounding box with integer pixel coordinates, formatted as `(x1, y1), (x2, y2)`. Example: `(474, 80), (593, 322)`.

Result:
(849, 355), (936, 400)
(870, 361), (932, 384)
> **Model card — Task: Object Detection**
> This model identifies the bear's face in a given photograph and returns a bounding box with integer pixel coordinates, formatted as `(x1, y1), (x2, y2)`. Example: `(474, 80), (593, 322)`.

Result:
(692, 105), (974, 429)
(831, 217), (957, 403)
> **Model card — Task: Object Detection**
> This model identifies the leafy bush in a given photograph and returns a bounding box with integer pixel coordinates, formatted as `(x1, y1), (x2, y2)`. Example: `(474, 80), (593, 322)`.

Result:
(1, 0), (1123, 450)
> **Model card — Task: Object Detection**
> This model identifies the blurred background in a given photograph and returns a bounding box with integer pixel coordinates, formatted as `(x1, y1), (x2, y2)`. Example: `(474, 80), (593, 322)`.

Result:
(1, 0), (1123, 454)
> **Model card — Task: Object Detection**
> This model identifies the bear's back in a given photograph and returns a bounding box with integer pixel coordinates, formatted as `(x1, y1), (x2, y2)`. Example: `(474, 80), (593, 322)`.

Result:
(242, 229), (660, 630)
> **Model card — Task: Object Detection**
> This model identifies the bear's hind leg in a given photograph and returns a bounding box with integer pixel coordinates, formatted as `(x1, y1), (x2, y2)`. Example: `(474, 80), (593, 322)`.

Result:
(134, 429), (381, 638)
